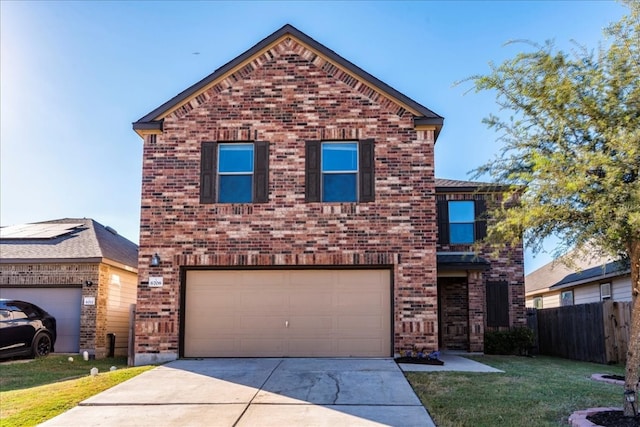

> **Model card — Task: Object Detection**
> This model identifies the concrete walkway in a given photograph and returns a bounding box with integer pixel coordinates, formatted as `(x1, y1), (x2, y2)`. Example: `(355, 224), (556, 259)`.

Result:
(39, 358), (437, 427)
(399, 353), (504, 373)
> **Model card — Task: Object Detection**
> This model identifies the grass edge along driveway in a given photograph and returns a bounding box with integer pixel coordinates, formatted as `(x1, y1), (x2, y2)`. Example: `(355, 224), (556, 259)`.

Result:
(0, 356), (154, 427)
(406, 354), (626, 427)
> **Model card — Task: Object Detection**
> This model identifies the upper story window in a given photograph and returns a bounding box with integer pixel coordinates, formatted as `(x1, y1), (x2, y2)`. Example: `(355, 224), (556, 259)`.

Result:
(448, 201), (475, 244)
(218, 144), (253, 203)
(321, 142), (358, 202)
(200, 141), (269, 204)
(305, 139), (375, 203)
(437, 199), (487, 245)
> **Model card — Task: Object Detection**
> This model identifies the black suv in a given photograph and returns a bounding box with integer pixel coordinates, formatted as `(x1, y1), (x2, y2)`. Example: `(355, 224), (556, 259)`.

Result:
(0, 299), (57, 359)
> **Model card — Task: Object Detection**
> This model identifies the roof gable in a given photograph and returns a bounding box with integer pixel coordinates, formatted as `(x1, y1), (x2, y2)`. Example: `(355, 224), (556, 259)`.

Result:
(133, 24), (443, 138)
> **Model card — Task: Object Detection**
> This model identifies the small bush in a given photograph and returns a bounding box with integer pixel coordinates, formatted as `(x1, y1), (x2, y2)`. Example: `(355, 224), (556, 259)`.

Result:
(485, 327), (534, 355)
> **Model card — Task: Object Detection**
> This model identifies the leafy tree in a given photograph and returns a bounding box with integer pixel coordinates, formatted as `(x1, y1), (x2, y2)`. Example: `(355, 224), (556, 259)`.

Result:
(467, 1), (639, 416)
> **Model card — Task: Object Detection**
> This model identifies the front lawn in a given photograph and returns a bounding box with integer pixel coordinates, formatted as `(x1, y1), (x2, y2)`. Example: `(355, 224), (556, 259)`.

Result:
(406, 355), (626, 427)
(0, 355), (154, 426)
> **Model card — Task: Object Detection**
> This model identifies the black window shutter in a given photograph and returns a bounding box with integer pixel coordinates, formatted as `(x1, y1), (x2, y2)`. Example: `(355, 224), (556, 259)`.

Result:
(475, 198), (487, 240)
(305, 140), (321, 202)
(437, 200), (449, 244)
(253, 141), (269, 203)
(359, 139), (375, 202)
(200, 141), (217, 204)
(486, 281), (509, 327)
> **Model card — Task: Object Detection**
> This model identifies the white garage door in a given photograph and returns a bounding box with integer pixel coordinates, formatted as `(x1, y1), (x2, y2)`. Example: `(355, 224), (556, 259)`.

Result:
(184, 269), (391, 357)
(0, 287), (82, 353)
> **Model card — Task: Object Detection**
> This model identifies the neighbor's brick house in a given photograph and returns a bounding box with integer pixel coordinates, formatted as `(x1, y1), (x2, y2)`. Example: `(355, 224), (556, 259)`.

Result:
(131, 24), (525, 365)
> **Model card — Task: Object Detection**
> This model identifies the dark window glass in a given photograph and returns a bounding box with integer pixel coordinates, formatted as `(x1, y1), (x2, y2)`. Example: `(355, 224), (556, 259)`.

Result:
(323, 174), (357, 202)
(448, 201), (475, 244)
(218, 144), (253, 203)
(322, 142), (357, 202)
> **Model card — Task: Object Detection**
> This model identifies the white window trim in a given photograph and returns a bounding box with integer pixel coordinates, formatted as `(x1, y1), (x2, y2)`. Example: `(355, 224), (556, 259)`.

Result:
(217, 143), (254, 202)
(600, 282), (612, 300)
(320, 141), (359, 201)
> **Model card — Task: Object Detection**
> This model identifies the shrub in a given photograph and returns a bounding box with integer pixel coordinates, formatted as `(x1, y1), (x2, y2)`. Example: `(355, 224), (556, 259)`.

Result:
(485, 327), (535, 355)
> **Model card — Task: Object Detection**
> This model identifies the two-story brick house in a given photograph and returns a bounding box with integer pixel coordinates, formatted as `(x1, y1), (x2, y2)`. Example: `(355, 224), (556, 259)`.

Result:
(131, 24), (525, 365)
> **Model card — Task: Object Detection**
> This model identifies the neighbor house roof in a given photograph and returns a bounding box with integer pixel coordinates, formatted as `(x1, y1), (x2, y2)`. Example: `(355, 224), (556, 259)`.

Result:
(132, 24), (443, 139)
(0, 218), (138, 270)
(549, 260), (630, 290)
(525, 248), (613, 297)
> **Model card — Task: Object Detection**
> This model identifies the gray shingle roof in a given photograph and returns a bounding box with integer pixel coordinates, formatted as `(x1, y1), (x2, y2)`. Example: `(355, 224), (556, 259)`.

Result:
(525, 249), (612, 295)
(435, 178), (510, 192)
(0, 218), (138, 268)
(550, 260), (630, 289)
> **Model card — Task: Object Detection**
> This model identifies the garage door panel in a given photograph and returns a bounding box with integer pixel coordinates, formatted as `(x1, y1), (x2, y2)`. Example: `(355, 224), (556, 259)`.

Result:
(184, 269), (390, 357)
(289, 293), (333, 314)
(240, 315), (288, 333)
(0, 287), (81, 353)
(186, 338), (239, 357)
(288, 270), (334, 286)
(287, 316), (334, 334)
(241, 290), (287, 310)
(287, 339), (336, 357)
(338, 339), (386, 356)
(240, 338), (285, 356)
(338, 315), (385, 332)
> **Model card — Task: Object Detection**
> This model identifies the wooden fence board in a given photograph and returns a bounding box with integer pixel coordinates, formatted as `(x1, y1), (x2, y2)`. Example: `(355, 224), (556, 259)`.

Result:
(531, 301), (632, 364)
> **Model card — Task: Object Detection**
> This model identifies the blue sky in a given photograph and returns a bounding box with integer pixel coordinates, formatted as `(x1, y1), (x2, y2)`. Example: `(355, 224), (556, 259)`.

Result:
(0, 1), (628, 274)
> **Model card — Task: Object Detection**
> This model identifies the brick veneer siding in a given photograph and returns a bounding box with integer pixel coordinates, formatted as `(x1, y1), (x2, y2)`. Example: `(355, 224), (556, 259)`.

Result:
(134, 37), (439, 364)
(437, 192), (526, 352)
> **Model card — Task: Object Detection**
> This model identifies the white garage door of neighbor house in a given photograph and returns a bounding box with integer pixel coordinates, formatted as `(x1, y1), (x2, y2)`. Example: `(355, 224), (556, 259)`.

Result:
(184, 269), (391, 357)
(0, 287), (82, 353)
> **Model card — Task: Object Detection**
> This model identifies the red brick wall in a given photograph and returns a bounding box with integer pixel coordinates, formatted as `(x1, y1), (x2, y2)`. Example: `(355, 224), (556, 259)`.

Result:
(437, 192), (526, 352)
(135, 37), (439, 363)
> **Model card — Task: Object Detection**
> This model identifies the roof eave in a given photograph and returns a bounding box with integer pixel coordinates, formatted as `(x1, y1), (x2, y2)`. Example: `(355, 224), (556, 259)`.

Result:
(132, 120), (163, 136)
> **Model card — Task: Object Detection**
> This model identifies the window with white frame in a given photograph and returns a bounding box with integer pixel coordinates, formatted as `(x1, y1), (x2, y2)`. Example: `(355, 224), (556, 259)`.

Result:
(199, 141), (269, 204)
(321, 142), (358, 202)
(533, 297), (543, 309)
(600, 283), (612, 300)
(218, 143), (254, 203)
(561, 290), (574, 306)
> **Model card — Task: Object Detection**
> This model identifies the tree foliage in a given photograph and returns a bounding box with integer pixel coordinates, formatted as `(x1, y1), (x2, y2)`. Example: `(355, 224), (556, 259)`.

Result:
(467, 1), (639, 416)
(470, 2), (639, 258)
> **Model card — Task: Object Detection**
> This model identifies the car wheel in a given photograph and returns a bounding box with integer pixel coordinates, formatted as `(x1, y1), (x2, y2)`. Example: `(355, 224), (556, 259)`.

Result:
(32, 333), (52, 358)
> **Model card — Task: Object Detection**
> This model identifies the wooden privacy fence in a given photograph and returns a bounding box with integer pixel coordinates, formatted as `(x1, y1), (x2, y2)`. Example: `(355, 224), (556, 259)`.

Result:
(528, 301), (632, 364)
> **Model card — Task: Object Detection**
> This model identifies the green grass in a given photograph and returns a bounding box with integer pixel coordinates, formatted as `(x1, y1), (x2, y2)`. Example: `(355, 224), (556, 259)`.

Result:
(0, 356), (154, 426)
(405, 355), (626, 427)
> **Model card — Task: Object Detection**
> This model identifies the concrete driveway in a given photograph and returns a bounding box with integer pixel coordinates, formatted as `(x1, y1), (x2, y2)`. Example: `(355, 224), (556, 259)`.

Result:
(39, 358), (435, 427)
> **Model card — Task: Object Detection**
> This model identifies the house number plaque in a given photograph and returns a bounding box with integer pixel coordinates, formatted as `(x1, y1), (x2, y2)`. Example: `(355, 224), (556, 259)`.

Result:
(149, 276), (164, 287)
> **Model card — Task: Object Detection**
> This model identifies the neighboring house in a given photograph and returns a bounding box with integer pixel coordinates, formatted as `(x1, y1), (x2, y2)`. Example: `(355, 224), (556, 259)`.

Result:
(131, 24), (525, 365)
(526, 256), (632, 309)
(0, 218), (138, 358)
